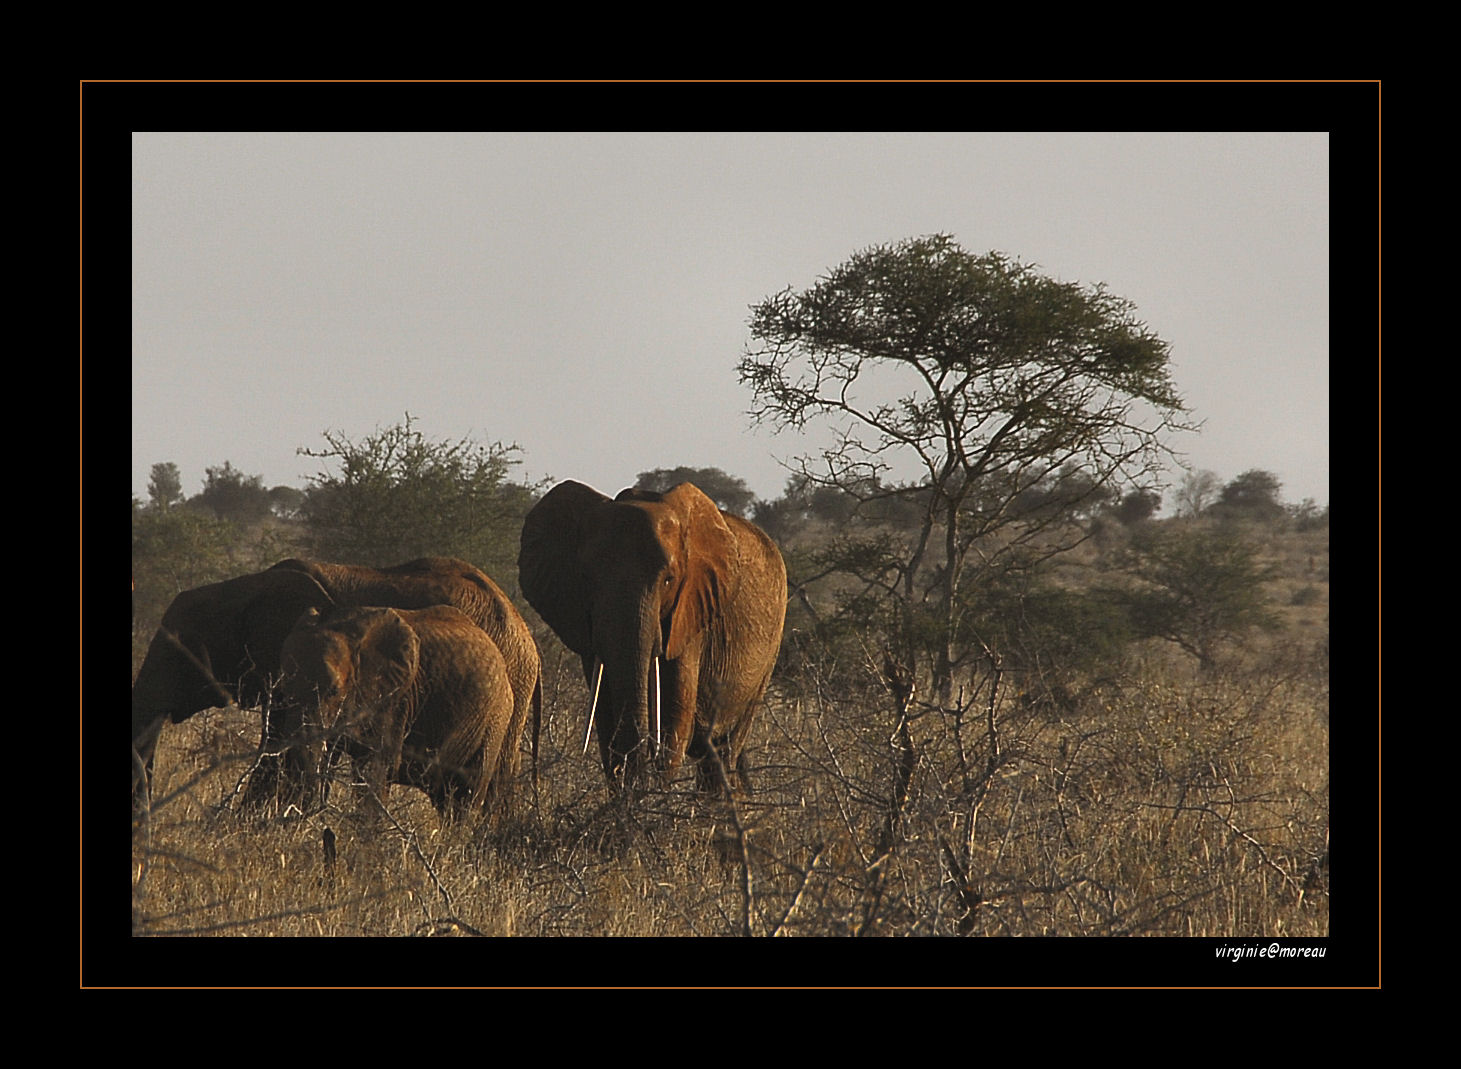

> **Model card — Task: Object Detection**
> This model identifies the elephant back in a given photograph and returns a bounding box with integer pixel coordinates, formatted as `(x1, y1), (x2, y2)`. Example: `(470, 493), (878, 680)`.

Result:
(272, 557), (484, 619)
(271, 557), (537, 692)
(274, 557), (511, 635)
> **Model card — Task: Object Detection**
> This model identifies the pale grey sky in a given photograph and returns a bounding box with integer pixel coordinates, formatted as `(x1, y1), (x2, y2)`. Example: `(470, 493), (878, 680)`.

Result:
(131, 131), (1329, 510)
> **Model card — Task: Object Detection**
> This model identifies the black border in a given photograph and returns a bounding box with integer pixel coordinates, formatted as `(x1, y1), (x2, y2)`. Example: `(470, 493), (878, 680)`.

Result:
(92, 80), (1377, 990)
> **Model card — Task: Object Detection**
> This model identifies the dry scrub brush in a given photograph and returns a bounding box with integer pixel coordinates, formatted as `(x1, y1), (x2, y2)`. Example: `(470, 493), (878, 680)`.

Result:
(665, 630), (1330, 939)
(131, 622), (1328, 942)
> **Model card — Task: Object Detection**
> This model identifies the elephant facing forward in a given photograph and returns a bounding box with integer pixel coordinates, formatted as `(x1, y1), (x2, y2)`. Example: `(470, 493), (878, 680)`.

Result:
(279, 605), (518, 819)
(518, 480), (787, 794)
(268, 557), (541, 787)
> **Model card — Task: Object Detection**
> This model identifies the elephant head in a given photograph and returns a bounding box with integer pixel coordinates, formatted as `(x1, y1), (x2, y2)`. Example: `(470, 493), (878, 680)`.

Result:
(279, 604), (515, 818)
(131, 567), (335, 812)
(518, 480), (787, 792)
(278, 606), (421, 809)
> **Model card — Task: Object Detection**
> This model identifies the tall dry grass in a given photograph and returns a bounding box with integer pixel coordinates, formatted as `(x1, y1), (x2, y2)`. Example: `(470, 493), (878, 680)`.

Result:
(130, 628), (1329, 949)
(120, 522), (1344, 989)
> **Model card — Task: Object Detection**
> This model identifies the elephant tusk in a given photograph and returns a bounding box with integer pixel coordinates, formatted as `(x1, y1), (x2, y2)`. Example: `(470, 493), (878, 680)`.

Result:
(652, 656), (662, 751)
(583, 660), (604, 755)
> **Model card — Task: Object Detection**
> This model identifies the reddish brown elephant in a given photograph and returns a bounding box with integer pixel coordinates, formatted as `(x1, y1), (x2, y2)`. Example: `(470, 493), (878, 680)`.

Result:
(278, 605), (517, 819)
(131, 557), (541, 814)
(268, 558), (541, 788)
(518, 481), (787, 794)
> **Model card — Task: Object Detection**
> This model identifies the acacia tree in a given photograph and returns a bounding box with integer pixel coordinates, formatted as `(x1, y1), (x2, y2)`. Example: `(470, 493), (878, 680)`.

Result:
(739, 234), (1190, 699)
(1115, 523), (1280, 668)
(1175, 468), (1222, 518)
(1213, 468), (1286, 523)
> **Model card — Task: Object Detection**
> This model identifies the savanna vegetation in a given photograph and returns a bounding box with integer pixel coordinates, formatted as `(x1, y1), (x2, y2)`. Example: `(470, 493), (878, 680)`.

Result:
(126, 237), (1331, 969)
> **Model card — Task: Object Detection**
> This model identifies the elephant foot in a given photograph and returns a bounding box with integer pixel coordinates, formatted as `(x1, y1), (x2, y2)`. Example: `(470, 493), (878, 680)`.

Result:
(692, 747), (751, 800)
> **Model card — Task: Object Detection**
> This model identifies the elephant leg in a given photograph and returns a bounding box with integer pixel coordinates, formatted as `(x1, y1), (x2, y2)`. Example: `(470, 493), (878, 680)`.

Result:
(690, 692), (761, 799)
(476, 719), (513, 820)
(657, 653), (699, 774)
(423, 766), (459, 818)
(497, 686), (527, 785)
(132, 715), (166, 815)
(690, 739), (722, 796)
(308, 735), (349, 810)
(723, 701), (761, 796)
(687, 720), (734, 797)
(723, 677), (772, 797)
(428, 738), (488, 822)
(735, 750), (755, 796)
(445, 765), (484, 821)
(689, 738), (752, 798)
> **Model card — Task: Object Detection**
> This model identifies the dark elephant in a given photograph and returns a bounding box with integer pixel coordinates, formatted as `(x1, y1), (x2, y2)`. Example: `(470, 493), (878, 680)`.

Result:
(279, 605), (518, 819)
(131, 566), (333, 811)
(518, 480), (787, 793)
(131, 557), (541, 813)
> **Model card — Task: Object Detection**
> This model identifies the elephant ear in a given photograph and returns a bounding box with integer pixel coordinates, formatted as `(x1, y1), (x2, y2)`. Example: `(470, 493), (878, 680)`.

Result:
(352, 608), (420, 704)
(279, 605), (323, 685)
(661, 483), (735, 661)
(240, 567), (333, 637)
(518, 480), (608, 658)
(229, 569), (335, 707)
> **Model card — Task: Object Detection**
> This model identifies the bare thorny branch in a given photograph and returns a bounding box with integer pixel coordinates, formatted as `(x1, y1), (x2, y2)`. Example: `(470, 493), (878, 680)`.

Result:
(853, 650), (919, 937)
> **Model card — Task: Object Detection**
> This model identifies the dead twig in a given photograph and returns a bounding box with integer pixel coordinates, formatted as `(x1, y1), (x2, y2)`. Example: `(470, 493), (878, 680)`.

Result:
(771, 843), (826, 937)
(854, 650), (918, 937)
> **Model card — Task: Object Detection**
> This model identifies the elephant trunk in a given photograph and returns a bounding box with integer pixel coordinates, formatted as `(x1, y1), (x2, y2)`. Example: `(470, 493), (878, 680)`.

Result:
(591, 584), (666, 783)
(283, 701), (332, 808)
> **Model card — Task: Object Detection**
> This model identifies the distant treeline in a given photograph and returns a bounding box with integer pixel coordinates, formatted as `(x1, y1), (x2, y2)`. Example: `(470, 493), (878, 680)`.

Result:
(134, 415), (1325, 688)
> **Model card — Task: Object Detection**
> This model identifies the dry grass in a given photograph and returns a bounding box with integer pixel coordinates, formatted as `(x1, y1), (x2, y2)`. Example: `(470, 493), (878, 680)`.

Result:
(129, 643), (1330, 943)
(115, 523), (1348, 987)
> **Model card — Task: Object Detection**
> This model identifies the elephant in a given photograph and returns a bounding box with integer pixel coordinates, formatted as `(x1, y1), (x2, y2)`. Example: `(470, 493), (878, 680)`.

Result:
(278, 605), (518, 819)
(266, 558), (542, 788)
(131, 556), (541, 814)
(518, 480), (787, 794)
(131, 565), (334, 812)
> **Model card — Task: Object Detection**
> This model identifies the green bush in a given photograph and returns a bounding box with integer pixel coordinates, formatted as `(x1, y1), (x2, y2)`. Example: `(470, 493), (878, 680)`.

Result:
(1114, 522), (1280, 668)
(297, 415), (538, 585)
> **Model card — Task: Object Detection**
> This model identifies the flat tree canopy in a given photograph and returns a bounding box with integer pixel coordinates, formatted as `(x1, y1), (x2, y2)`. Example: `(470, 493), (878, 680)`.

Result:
(739, 234), (1191, 695)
